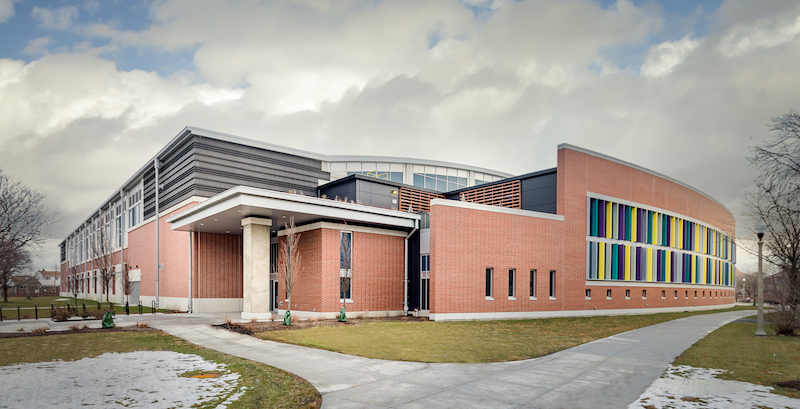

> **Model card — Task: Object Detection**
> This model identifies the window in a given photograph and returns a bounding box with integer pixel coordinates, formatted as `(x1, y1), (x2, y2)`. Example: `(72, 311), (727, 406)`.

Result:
(420, 255), (430, 310)
(606, 289), (612, 300)
(508, 269), (515, 298)
(585, 289), (591, 299)
(485, 268), (493, 299)
(340, 231), (352, 301)
(625, 289), (630, 299)
(661, 290), (666, 299)
(694, 290), (697, 299)
(529, 269), (536, 299)
(685, 291), (688, 299)
(702, 291), (705, 299)
(642, 290), (647, 299)
(674, 290), (678, 299)
(549, 270), (556, 299)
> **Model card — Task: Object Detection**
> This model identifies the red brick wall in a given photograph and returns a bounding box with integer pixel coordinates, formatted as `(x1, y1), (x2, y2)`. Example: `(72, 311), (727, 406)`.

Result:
(278, 227), (405, 313)
(429, 205), (564, 314)
(428, 147), (736, 317)
(196, 232), (242, 299)
(126, 202), (198, 299)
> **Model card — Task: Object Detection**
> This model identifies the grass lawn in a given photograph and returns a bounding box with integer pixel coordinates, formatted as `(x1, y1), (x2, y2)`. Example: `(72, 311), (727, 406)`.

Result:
(674, 322), (800, 399)
(0, 331), (321, 408)
(0, 296), (162, 320)
(258, 306), (755, 363)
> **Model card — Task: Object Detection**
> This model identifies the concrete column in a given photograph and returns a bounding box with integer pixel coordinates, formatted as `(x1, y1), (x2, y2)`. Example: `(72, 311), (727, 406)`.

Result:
(241, 217), (272, 320)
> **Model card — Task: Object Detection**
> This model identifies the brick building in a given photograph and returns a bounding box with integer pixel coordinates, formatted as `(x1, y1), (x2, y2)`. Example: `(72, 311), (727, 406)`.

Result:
(60, 127), (736, 320)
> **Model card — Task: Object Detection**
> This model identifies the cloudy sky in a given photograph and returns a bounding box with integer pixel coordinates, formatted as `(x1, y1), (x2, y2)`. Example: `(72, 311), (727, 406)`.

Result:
(1, 0), (798, 273)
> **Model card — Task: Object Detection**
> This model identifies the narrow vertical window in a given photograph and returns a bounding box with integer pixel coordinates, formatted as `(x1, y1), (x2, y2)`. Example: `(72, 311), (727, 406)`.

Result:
(549, 270), (556, 298)
(508, 269), (515, 298)
(485, 268), (493, 298)
(625, 289), (630, 299)
(529, 269), (536, 298)
(606, 289), (612, 300)
(420, 255), (430, 310)
(585, 289), (591, 299)
(340, 231), (352, 300)
(642, 290), (647, 299)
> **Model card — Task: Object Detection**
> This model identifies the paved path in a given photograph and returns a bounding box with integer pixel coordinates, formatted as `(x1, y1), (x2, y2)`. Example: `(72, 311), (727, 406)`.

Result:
(141, 309), (753, 409)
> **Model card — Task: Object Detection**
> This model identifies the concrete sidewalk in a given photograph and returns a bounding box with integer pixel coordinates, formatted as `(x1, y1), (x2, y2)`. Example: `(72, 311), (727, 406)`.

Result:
(149, 309), (753, 408)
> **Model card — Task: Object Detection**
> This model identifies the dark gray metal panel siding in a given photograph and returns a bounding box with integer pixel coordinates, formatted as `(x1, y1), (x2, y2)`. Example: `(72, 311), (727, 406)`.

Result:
(356, 179), (398, 210)
(143, 134), (330, 219)
(319, 180), (357, 203)
(521, 172), (557, 214)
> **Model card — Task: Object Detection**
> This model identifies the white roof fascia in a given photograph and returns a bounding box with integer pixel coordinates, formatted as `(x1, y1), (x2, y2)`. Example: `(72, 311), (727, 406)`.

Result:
(558, 143), (733, 216)
(168, 186), (420, 231)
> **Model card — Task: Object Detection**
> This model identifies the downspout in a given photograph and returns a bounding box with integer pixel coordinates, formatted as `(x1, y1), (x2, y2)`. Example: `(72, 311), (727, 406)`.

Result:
(154, 158), (160, 310)
(403, 219), (419, 316)
(188, 229), (192, 313)
(119, 189), (124, 304)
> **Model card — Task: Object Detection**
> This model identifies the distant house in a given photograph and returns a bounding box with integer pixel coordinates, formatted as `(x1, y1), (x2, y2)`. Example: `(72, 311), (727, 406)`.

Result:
(38, 270), (60, 294)
(9, 276), (45, 297)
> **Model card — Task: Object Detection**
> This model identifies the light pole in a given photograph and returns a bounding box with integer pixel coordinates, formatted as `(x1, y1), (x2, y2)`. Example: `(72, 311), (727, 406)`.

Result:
(755, 220), (767, 338)
(742, 277), (746, 302)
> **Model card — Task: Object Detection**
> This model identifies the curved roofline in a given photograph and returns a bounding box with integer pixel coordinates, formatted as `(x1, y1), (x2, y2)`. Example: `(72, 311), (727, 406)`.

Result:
(63, 126), (510, 238)
(187, 126), (512, 178)
(558, 143), (733, 216)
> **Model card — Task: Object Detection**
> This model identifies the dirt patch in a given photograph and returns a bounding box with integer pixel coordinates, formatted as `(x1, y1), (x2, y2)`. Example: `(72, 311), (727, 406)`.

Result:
(0, 326), (159, 339)
(216, 315), (429, 335)
(775, 380), (800, 391)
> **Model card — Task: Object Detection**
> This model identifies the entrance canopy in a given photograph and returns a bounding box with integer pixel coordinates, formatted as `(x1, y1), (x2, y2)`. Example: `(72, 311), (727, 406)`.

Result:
(167, 186), (420, 234)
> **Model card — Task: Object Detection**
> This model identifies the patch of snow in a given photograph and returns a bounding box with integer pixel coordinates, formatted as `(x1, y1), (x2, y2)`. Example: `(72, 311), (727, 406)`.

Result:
(0, 350), (244, 408)
(629, 364), (800, 408)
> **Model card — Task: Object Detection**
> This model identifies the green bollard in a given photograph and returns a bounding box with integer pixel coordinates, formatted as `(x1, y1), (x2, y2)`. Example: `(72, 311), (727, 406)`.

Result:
(338, 306), (347, 322)
(282, 310), (291, 326)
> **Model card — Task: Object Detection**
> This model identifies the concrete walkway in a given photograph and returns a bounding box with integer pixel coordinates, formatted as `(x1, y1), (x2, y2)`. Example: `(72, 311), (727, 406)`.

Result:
(132, 309), (752, 408)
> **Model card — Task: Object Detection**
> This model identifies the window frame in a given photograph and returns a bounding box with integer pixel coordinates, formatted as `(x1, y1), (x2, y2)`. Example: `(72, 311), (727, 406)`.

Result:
(508, 268), (515, 299)
(549, 270), (556, 299)
(529, 269), (537, 300)
(339, 231), (353, 302)
(485, 268), (493, 300)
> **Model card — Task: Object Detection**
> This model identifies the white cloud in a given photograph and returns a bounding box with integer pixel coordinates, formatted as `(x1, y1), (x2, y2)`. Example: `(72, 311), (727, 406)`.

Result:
(719, 14), (800, 57)
(3, 0), (800, 274)
(641, 34), (701, 78)
(22, 37), (52, 56)
(32, 5), (79, 31)
(0, 0), (14, 23)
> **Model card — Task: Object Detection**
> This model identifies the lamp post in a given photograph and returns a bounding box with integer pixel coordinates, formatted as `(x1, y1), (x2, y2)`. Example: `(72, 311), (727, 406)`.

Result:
(755, 220), (767, 338)
(742, 277), (746, 302)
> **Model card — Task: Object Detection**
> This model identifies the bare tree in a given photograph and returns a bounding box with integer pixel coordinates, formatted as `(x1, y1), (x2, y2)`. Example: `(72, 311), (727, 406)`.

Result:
(278, 217), (302, 325)
(746, 109), (800, 334)
(0, 170), (58, 255)
(121, 253), (132, 305)
(91, 216), (117, 302)
(339, 230), (352, 321)
(0, 246), (31, 302)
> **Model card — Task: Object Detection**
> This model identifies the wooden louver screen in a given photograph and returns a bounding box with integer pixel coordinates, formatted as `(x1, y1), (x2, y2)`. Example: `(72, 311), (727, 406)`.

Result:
(459, 180), (521, 209)
(398, 188), (445, 213)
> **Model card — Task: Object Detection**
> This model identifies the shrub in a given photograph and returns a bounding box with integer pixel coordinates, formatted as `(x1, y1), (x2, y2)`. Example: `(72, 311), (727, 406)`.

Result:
(80, 309), (105, 320)
(50, 307), (72, 322)
(68, 324), (82, 331)
(768, 304), (799, 336)
(30, 327), (48, 334)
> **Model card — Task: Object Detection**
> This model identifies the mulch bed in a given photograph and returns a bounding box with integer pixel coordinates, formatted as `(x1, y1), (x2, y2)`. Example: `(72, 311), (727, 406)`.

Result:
(775, 380), (800, 391)
(216, 315), (429, 336)
(0, 326), (159, 339)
